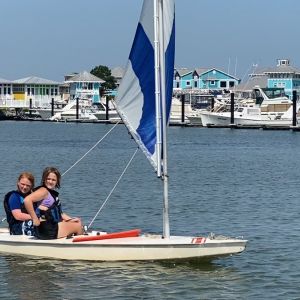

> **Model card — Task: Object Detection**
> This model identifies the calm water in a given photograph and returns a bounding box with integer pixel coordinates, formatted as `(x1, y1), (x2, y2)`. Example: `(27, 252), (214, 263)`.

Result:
(0, 121), (300, 299)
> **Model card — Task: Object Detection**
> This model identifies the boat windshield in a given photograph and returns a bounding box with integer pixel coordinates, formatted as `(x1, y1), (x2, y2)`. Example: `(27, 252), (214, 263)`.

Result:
(262, 88), (287, 99)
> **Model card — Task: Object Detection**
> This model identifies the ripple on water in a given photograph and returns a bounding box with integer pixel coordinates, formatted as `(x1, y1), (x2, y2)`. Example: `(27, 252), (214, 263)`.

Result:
(1, 124), (300, 298)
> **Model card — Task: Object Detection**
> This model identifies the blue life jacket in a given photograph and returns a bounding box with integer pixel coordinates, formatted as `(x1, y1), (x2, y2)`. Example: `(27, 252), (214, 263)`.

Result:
(3, 190), (33, 235)
(35, 186), (63, 224)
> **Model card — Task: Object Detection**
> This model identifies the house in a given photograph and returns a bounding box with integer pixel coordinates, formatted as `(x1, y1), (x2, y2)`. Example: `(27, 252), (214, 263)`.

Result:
(173, 67), (240, 92)
(0, 77), (12, 100)
(0, 76), (61, 108)
(65, 71), (105, 104)
(248, 59), (300, 99)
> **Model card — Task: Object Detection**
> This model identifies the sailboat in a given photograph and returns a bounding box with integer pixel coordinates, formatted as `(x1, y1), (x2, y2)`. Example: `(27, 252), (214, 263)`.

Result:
(0, 0), (246, 261)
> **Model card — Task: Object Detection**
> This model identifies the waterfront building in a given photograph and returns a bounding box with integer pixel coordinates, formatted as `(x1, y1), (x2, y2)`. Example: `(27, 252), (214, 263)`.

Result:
(249, 59), (300, 99)
(173, 67), (240, 92)
(0, 76), (61, 108)
(0, 77), (12, 102)
(65, 71), (105, 104)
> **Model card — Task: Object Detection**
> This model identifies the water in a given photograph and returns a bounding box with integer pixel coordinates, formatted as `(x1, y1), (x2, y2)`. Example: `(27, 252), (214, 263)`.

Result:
(1, 121), (300, 299)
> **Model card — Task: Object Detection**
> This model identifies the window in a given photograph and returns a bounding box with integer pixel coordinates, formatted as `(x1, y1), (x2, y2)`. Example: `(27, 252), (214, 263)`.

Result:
(210, 80), (215, 85)
(229, 81), (235, 87)
(88, 83), (93, 90)
(194, 81), (198, 88)
(13, 85), (24, 92)
(220, 81), (226, 88)
(186, 81), (191, 86)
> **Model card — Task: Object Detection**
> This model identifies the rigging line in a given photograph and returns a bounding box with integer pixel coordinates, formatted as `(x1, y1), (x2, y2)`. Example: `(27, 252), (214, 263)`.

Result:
(87, 147), (139, 229)
(61, 121), (121, 177)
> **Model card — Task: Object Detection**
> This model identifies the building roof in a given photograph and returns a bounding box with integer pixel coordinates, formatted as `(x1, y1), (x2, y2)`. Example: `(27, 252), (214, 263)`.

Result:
(250, 59), (300, 75)
(0, 77), (11, 83)
(263, 65), (300, 74)
(197, 68), (240, 81)
(174, 68), (194, 77)
(66, 71), (105, 83)
(236, 75), (268, 91)
(13, 76), (61, 85)
(195, 68), (210, 75)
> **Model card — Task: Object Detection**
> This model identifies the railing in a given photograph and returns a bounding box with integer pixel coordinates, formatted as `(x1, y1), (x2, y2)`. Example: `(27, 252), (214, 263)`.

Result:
(0, 98), (29, 108)
(0, 96), (62, 108)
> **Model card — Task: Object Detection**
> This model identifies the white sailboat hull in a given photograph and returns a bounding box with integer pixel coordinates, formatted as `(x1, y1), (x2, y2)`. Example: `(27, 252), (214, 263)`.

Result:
(0, 230), (246, 261)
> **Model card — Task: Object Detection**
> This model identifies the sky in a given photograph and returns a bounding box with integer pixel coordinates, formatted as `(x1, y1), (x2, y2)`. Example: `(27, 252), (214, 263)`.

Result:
(0, 0), (299, 82)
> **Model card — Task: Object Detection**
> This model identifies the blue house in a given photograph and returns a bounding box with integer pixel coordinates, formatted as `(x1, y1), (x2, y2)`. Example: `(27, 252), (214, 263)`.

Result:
(65, 71), (105, 104)
(174, 67), (240, 92)
(173, 68), (196, 89)
(249, 59), (300, 99)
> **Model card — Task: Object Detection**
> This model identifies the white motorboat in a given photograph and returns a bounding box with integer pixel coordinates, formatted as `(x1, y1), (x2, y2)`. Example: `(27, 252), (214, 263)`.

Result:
(50, 99), (98, 121)
(200, 86), (297, 126)
(170, 97), (207, 126)
(35, 101), (68, 120)
(169, 98), (191, 125)
(200, 105), (295, 126)
(0, 0), (247, 261)
(92, 102), (120, 121)
(186, 110), (204, 126)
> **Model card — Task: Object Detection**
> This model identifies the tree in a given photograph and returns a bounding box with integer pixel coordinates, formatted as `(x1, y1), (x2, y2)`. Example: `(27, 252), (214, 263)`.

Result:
(90, 65), (117, 91)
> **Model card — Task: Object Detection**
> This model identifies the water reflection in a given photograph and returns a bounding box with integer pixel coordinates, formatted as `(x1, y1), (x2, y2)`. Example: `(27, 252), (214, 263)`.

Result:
(0, 254), (246, 299)
(3, 255), (62, 300)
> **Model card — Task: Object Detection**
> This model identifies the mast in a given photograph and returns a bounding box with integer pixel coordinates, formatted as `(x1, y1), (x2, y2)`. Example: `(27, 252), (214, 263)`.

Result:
(154, 0), (162, 178)
(158, 0), (170, 238)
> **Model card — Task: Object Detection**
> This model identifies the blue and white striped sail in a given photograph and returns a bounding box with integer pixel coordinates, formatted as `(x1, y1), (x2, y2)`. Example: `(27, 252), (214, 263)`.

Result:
(115, 0), (175, 173)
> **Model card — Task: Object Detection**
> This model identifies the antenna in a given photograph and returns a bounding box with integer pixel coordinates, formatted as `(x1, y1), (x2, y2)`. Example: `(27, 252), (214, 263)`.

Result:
(227, 57), (231, 74)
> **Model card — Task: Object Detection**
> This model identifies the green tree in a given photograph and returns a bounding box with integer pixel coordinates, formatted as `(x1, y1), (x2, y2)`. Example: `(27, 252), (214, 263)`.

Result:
(90, 65), (117, 92)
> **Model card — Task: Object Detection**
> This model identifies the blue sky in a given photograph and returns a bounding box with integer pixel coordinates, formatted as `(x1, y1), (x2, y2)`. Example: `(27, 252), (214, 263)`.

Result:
(0, 0), (299, 82)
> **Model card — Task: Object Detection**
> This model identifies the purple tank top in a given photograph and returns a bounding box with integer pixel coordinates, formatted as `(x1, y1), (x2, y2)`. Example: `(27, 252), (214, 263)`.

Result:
(40, 192), (55, 208)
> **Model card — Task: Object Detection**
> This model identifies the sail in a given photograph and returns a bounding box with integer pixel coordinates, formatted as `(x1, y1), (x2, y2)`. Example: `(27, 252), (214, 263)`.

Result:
(115, 0), (175, 172)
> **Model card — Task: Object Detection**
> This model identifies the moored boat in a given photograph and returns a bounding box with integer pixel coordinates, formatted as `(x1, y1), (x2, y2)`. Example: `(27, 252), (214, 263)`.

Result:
(50, 99), (98, 121)
(200, 86), (298, 127)
(36, 101), (67, 120)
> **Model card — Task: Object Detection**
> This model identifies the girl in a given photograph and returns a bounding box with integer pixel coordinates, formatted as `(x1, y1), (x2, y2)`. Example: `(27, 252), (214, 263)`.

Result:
(24, 167), (83, 239)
